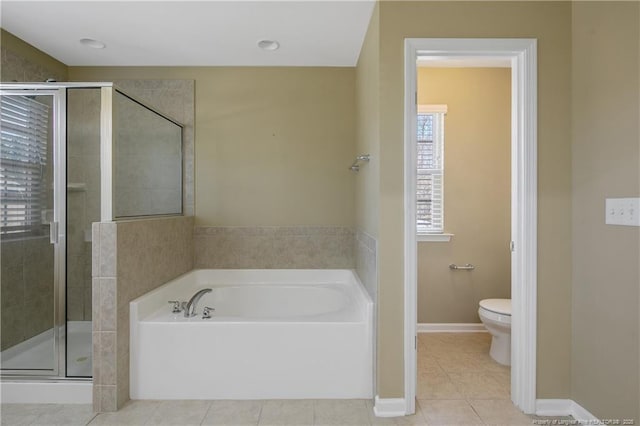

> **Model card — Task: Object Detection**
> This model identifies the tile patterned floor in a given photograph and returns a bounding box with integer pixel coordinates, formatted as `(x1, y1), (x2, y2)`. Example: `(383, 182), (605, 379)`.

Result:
(413, 333), (573, 426)
(1, 333), (573, 425)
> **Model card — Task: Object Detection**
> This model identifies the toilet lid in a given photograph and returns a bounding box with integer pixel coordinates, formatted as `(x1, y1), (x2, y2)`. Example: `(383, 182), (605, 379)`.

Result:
(479, 299), (511, 316)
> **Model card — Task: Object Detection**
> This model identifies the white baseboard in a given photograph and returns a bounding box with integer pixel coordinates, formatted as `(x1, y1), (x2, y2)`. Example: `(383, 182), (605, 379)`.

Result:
(536, 399), (599, 424)
(417, 323), (487, 333)
(570, 400), (599, 424)
(536, 399), (573, 416)
(0, 381), (92, 404)
(373, 396), (406, 417)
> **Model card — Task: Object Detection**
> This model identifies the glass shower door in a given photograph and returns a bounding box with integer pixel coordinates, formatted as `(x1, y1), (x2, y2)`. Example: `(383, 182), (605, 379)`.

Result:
(0, 90), (63, 375)
(66, 88), (100, 377)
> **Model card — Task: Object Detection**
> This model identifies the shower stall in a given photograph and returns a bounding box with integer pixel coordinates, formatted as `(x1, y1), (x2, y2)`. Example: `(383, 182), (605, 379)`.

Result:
(0, 83), (182, 386)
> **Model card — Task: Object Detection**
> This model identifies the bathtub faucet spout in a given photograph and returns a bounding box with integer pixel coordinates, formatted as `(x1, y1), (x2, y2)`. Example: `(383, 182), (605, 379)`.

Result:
(184, 288), (212, 317)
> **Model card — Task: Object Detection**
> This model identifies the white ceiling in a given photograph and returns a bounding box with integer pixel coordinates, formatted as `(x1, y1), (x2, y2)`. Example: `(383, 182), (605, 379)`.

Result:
(1, 1), (376, 67)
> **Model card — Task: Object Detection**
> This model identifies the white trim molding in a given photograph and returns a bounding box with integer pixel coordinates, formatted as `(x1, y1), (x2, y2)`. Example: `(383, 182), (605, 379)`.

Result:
(536, 399), (600, 424)
(417, 104), (448, 114)
(417, 323), (487, 333)
(417, 233), (453, 242)
(373, 396), (407, 418)
(535, 399), (573, 416)
(570, 401), (600, 424)
(100, 87), (114, 222)
(404, 38), (538, 416)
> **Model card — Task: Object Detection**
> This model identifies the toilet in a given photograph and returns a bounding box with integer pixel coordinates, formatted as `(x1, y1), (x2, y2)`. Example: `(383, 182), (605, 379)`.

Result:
(478, 298), (511, 366)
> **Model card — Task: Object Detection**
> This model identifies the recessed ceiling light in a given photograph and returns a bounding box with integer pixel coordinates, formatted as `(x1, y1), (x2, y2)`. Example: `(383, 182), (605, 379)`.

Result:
(80, 38), (106, 49)
(257, 40), (280, 51)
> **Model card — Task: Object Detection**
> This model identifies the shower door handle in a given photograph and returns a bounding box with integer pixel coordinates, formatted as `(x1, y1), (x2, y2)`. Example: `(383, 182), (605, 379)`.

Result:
(49, 221), (59, 244)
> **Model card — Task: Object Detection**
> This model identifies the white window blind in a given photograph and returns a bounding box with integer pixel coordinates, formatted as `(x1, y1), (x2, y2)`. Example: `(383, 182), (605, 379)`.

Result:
(417, 105), (446, 234)
(0, 95), (49, 236)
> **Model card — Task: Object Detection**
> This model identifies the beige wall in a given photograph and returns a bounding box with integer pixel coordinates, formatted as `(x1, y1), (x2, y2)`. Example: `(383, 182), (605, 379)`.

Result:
(375, 1), (573, 398)
(354, 4), (381, 396)
(1, 29), (67, 82)
(417, 68), (511, 324)
(69, 67), (356, 227)
(571, 1), (639, 420)
(355, 3), (380, 239)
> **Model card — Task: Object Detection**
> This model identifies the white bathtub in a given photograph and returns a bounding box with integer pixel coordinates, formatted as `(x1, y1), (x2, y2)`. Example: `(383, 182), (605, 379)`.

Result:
(130, 269), (373, 400)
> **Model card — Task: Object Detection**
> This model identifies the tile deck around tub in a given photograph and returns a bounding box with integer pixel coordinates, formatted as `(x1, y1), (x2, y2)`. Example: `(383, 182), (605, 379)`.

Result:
(1, 334), (574, 425)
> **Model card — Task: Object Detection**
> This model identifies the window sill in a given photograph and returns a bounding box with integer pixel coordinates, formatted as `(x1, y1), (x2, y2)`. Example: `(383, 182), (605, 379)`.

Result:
(0, 234), (49, 243)
(417, 233), (453, 242)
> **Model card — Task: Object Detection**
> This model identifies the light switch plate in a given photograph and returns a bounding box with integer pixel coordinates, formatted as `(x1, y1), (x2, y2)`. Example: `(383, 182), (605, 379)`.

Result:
(605, 198), (640, 226)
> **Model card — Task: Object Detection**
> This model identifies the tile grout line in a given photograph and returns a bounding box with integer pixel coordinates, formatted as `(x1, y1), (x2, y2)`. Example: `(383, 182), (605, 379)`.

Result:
(85, 412), (99, 425)
(198, 400), (214, 426)
(467, 397), (487, 425)
(256, 400), (264, 426)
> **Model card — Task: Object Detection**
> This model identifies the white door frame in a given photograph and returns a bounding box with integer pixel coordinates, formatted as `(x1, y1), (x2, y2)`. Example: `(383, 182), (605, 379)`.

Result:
(403, 38), (538, 414)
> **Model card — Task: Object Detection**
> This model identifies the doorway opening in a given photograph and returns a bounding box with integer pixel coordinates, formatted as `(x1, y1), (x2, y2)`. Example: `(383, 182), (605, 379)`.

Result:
(403, 39), (538, 415)
(416, 61), (512, 419)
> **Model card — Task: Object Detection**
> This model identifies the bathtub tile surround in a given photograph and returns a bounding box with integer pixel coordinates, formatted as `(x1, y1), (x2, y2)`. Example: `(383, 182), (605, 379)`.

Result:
(355, 229), (377, 303)
(91, 216), (194, 412)
(194, 226), (355, 269)
(355, 229), (378, 399)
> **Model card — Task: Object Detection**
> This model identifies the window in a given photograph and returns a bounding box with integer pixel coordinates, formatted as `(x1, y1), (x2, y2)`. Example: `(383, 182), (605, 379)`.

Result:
(0, 95), (50, 237)
(417, 105), (447, 234)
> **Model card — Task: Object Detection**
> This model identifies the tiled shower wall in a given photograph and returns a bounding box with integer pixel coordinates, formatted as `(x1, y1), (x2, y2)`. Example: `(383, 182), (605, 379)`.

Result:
(194, 226), (355, 269)
(0, 41), (64, 351)
(67, 88), (102, 321)
(1, 43), (66, 83)
(0, 238), (54, 351)
(92, 216), (194, 412)
(113, 80), (195, 217)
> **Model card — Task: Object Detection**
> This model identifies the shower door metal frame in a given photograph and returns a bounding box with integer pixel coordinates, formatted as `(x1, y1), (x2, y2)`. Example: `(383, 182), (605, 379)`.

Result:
(1, 81), (182, 383)
(1, 82), (113, 381)
(0, 86), (67, 378)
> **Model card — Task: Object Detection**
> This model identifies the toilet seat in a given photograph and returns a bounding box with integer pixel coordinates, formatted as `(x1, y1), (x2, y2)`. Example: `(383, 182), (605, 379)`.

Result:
(479, 298), (511, 316)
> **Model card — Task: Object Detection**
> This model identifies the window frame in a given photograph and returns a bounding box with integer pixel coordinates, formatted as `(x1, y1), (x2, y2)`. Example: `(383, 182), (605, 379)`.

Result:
(416, 104), (450, 241)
